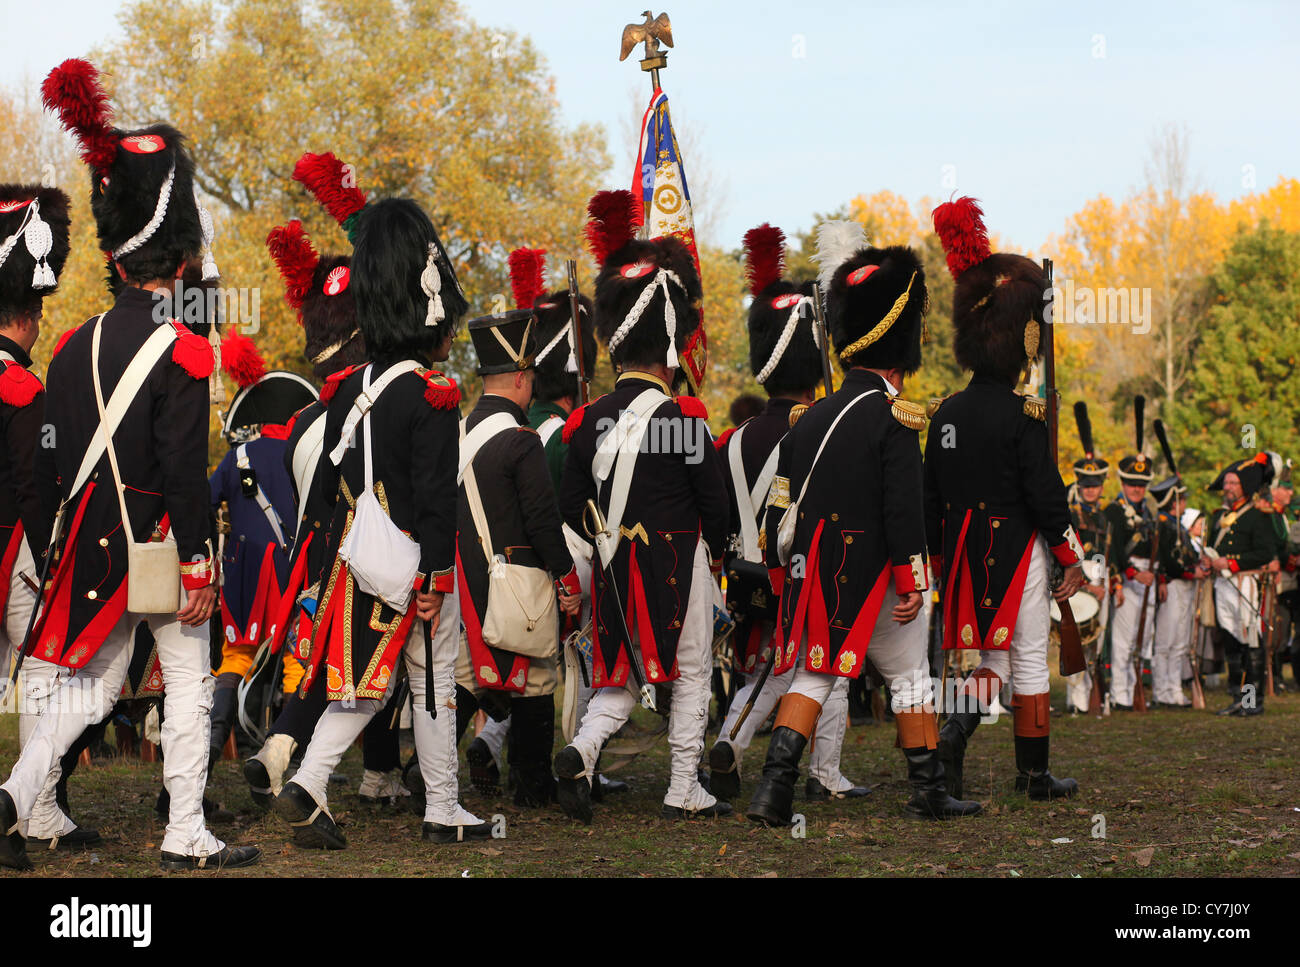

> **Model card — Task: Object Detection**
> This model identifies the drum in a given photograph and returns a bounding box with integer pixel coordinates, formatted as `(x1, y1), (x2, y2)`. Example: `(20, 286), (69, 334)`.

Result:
(1051, 590), (1103, 647)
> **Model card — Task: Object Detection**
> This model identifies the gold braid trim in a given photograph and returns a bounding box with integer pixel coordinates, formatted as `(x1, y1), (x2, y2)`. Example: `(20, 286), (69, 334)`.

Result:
(838, 271), (916, 363)
(890, 397), (928, 430)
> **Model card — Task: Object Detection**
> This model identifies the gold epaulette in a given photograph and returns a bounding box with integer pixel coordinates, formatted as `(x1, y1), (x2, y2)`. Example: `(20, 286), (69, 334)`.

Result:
(789, 403), (810, 428)
(1021, 395), (1047, 421)
(926, 395), (950, 419)
(890, 397), (928, 431)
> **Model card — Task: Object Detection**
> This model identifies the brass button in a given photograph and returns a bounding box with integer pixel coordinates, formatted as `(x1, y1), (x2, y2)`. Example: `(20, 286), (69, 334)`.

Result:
(98, 538), (108, 547)
(839, 575), (847, 584)
(845, 535), (854, 545)
(799, 512), (805, 520)
(987, 558), (995, 566)
(87, 590), (97, 600)
(992, 520), (1000, 529)
(983, 597), (991, 606)
(664, 533), (672, 542)
(831, 513), (839, 522)
(978, 502), (986, 510)
(668, 577), (677, 586)
(946, 502), (951, 510)
(669, 620), (681, 629)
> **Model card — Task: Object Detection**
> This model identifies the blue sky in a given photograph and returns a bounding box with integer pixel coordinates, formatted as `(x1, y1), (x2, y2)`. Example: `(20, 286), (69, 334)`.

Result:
(4, 0), (1297, 251)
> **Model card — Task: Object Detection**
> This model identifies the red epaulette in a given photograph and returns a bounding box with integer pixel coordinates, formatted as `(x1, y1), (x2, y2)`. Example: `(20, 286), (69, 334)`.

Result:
(417, 368), (460, 410)
(51, 324), (82, 359)
(561, 403), (590, 444)
(677, 395), (709, 420)
(715, 426), (737, 451)
(0, 362), (42, 408)
(320, 363), (364, 403)
(169, 321), (215, 379)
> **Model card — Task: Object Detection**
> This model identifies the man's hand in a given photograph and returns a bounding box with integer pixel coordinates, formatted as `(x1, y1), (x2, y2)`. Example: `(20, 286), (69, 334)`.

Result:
(558, 592), (582, 617)
(1114, 584), (1125, 608)
(892, 590), (923, 624)
(1208, 557), (1230, 571)
(1054, 565), (1084, 602)
(178, 584), (217, 627)
(416, 589), (444, 625)
(1133, 570), (1155, 587)
(1086, 582), (1105, 602)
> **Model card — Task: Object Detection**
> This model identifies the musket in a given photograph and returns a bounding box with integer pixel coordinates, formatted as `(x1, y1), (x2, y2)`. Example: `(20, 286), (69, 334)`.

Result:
(729, 638), (777, 741)
(1132, 512), (1158, 713)
(566, 259), (589, 406)
(810, 281), (835, 398)
(1189, 579), (1206, 709)
(582, 499), (656, 711)
(1089, 518), (1114, 715)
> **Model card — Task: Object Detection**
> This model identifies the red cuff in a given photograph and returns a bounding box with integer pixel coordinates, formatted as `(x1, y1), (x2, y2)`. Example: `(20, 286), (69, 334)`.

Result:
(430, 570), (455, 594)
(768, 567), (785, 597)
(180, 558), (215, 591)
(1227, 559), (1240, 574)
(1049, 541), (1081, 567)
(556, 568), (582, 598)
(893, 563), (922, 595)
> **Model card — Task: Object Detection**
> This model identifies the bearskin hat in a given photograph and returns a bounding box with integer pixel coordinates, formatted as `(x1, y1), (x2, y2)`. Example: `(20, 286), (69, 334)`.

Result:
(351, 197), (467, 360)
(506, 247), (596, 403)
(0, 185), (72, 321)
(42, 59), (216, 284)
(742, 224), (821, 397)
(933, 196), (1046, 385)
(267, 219), (363, 380)
(586, 190), (701, 372)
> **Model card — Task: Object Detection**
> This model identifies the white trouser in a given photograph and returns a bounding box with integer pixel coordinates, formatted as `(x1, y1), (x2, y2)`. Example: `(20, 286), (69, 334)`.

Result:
(1065, 590), (1107, 712)
(2, 599), (220, 857)
(969, 537), (1052, 698)
(571, 543), (715, 810)
(0, 537), (40, 701)
(477, 712), (509, 770)
(1154, 579), (1196, 705)
(292, 588), (476, 827)
(715, 658), (854, 790)
(1110, 573), (1157, 706)
(789, 586), (934, 715)
(1215, 572), (1260, 647)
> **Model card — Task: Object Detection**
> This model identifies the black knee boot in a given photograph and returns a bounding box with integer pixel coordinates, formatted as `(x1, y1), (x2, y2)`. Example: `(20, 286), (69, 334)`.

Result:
(1013, 735), (1079, 799)
(936, 711), (981, 799)
(209, 678), (240, 764)
(509, 695), (555, 808)
(902, 746), (984, 819)
(1239, 648), (1266, 716)
(745, 727), (807, 827)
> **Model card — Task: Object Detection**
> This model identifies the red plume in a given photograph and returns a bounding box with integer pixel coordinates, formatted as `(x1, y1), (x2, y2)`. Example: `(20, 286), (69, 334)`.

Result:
(742, 223), (785, 297)
(584, 190), (640, 265)
(507, 247), (548, 309)
(932, 196), (991, 279)
(292, 152), (367, 227)
(221, 330), (266, 389)
(41, 58), (118, 173)
(266, 220), (319, 314)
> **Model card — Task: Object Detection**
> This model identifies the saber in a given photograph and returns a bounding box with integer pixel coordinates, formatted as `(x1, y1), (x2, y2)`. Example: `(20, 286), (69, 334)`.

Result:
(728, 638), (777, 741)
(566, 259), (590, 407)
(582, 499), (655, 712)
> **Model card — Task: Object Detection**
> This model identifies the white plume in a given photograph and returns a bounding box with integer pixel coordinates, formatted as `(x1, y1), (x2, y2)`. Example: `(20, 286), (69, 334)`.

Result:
(812, 219), (868, 290)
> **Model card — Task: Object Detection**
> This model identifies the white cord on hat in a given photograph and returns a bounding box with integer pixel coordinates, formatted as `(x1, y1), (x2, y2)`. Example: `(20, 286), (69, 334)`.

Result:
(755, 295), (813, 385)
(196, 191), (219, 280)
(112, 162), (176, 261)
(535, 319), (572, 365)
(420, 243), (444, 327)
(0, 199), (59, 289)
(606, 267), (684, 368)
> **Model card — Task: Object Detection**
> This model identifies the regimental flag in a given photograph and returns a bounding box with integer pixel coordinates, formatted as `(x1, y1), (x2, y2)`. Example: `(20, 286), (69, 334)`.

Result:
(633, 88), (708, 393)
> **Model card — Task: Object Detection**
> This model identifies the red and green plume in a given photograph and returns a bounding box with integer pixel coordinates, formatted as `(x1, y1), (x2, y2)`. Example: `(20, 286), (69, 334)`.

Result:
(932, 196), (991, 279)
(221, 330), (266, 389)
(508, 247), (547, 309)
(266, 219), (319, 316)
(742, 223), (785, 297)
(41, 58), (118, 174)
(584, 190), (640, 265)
(292, 152), (367, 243)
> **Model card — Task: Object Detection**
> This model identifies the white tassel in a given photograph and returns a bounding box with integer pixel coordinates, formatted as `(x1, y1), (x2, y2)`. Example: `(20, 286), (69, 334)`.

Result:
(812, 220), (869, 291)
(23, 200), (56, 290)
(564, 347), (578, 373)
(420, 243), (444, 327)
(114, 163), (176, 259)
(196, 192), (219, 280)
(607, 267), (684, 368)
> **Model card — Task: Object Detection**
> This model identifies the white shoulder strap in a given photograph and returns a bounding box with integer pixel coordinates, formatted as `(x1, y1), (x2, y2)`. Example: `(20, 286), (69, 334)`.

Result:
(594, 388), (670, 560)
(236, 443), (288, 551)
(290, 410), (325, 546)
(70, 316), (177, 502)
(787, 389), (881, 510)
(538, 413), (565, 447)
(327, 360), (423, 466)
(0, 350), (15, 366)
(726, 424), (758, 562)
(457, 412), (519, 485)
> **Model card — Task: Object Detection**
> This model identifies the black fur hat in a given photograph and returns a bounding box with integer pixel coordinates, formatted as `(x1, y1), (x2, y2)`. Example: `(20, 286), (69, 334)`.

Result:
(351, 198), (467, 360)
(302, 255), (364, 378)
(533, 288), (596, 402)
(593, 236), (701, 371)
(826, 245), (926, 375)
(43, 60), (214, 285)
(0, 185), (72, 320)
(743, 223), (821, 396)
(934, 197), (1045, 385)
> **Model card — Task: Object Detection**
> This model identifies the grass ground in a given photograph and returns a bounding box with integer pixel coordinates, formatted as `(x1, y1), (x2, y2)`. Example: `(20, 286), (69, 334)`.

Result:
(1, 680), (1297, 878)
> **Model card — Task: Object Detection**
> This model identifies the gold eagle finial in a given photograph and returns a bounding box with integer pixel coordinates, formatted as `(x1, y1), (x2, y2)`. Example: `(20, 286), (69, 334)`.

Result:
(620, 11), (674, 62)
